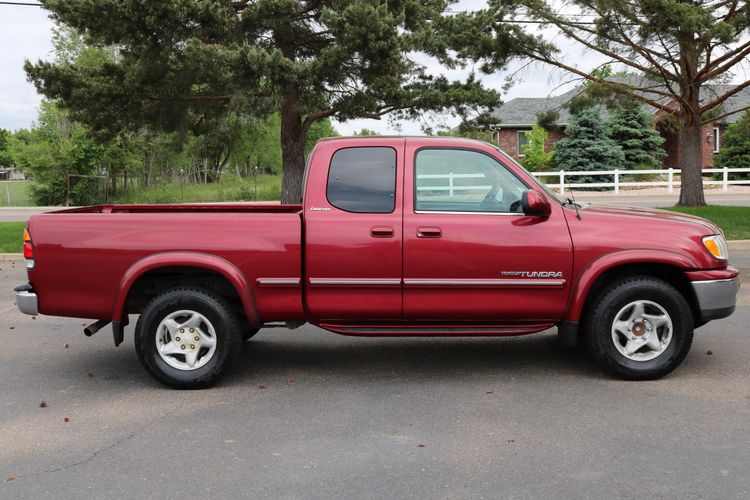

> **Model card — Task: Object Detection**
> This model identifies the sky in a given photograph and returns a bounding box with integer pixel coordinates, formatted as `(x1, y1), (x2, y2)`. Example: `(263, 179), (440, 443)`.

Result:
(0, 1), (610, 135)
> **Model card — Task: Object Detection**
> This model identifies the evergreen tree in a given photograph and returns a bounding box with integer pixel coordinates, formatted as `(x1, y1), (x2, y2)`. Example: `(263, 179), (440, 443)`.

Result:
(25, 1), (533, 203)
(608, 103), (665, 169)
(715, 111), (750, 179)
(553, 107), (624, 186)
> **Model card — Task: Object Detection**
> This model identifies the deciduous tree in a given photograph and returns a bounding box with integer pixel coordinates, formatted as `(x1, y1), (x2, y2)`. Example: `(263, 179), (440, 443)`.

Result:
(498, 0), (750, 205)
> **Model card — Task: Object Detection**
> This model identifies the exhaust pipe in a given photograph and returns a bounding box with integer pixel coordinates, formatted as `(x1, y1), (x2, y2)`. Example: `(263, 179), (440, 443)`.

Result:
(84, 319), (111, 337)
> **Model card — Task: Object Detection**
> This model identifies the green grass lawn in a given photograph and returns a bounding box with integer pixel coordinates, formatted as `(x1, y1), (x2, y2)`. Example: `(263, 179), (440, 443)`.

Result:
(0, 222), (26, 253)
(661, 206), (750, 240)
(113, 175), (282, 204)
(0, 181), (34, 207)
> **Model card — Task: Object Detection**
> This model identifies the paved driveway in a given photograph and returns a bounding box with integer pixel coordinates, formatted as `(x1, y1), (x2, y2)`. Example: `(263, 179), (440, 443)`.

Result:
(0, 258), (749, 499)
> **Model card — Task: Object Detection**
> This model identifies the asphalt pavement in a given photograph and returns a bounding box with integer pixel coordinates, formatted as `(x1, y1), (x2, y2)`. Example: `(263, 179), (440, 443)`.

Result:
(1, 257), (749, 499)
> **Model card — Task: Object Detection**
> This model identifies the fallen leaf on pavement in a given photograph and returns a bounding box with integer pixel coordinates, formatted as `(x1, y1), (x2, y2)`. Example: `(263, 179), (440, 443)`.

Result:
(258, 384), (267, 389)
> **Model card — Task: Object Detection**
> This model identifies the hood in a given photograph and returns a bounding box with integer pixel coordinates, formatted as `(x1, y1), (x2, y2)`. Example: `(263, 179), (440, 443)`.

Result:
(579, 203), (721, 234)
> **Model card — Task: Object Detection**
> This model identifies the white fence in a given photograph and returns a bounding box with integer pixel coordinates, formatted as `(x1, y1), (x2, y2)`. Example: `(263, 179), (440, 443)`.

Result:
(417, 168), (750, 195)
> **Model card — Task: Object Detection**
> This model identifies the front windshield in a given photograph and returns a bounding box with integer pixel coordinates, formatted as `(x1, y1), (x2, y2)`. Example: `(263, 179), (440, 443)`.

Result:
(490, 144), (565, 205)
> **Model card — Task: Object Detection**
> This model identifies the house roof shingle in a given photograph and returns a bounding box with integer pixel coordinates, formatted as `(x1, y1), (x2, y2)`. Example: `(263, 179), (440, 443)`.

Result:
(490, 79), (750, 127)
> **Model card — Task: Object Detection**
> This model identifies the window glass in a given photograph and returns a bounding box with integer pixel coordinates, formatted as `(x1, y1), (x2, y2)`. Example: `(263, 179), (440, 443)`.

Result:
(517, 131), (529, 156)
(415, 149), (527, 213)
(327, 147), (396, 213)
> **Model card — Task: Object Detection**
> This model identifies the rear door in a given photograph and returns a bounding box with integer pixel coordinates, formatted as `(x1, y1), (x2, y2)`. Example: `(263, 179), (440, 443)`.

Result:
(304, 139), (404, 320)
(402, 141), (573, 322)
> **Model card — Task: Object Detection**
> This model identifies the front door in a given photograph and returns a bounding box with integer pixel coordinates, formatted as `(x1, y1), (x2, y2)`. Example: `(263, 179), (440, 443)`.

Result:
(304, 139), (404, 320)
(403, 143), (573, 322)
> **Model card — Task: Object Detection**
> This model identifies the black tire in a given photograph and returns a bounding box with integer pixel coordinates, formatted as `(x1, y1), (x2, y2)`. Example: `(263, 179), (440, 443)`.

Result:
(585, 276), (694, 380)
(243, 328), (260, 342)
(135, 288), (243, 389)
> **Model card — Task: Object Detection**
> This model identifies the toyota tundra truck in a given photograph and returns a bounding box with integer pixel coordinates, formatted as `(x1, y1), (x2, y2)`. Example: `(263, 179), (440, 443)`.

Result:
(14, 136), (740, 388)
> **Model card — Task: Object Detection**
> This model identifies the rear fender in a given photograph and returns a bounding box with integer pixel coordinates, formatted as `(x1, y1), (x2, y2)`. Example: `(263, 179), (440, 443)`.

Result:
(566, 249), (698, 322)
(113, 252), (258, 326)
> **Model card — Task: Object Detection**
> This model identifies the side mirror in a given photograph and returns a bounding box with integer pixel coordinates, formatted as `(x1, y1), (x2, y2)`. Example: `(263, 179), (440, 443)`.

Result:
(522, 190), (551, 217)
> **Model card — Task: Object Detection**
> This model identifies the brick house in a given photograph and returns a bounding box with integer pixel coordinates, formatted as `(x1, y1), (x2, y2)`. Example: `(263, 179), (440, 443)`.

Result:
(489, 83), (750, 169)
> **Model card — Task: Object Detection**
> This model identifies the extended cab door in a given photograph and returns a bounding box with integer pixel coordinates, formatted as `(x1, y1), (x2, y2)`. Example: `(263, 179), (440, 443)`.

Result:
(402, 141), (573, 322)
(304, 138), (404, 320)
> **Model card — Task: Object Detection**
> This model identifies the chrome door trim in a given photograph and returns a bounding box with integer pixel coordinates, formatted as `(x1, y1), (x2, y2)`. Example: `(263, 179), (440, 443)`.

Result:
(414, 210), (525, 216)
(404, 279), (566, 287)
(256, 278), (301, 286)
(309, 278), (402, 286)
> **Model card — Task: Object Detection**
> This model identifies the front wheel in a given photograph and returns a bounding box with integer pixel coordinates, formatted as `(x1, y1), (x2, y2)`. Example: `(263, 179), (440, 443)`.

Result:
(134, 288), (243, 389)
(585, 277), (694, 380)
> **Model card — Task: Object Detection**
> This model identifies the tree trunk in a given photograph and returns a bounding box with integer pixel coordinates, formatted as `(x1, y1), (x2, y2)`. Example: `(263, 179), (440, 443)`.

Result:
(677, 119), (706, 206)
(146, 151), (155, 189)
(280, 92), (306, 204)
(677, 90), (706, 206)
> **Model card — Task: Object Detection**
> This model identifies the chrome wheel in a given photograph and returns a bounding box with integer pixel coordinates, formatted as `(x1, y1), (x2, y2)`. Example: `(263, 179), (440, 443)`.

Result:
(155, 310), (217, 371)
(611, 300), (673, 361)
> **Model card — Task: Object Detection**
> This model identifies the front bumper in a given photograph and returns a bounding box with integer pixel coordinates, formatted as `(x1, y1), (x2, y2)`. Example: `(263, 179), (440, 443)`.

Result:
(691, 277), (740, 322)
(14, 284), (38, 316)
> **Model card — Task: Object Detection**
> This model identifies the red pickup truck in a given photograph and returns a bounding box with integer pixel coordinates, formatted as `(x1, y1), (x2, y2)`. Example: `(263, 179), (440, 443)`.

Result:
(16, 136), (739, 388)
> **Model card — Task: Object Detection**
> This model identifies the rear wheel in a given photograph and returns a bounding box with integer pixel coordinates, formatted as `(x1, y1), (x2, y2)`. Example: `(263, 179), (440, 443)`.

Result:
(135, 288), (243, 389)
(585, 277), (694, 380)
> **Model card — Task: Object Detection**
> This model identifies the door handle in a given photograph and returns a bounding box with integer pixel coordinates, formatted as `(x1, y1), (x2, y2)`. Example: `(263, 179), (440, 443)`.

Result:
(371, 226), (394, 238)
(417, 226), (442, 238)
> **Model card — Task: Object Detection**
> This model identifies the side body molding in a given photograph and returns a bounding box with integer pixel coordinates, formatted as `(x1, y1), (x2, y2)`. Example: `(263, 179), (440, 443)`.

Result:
(113, 252), (258, 326)
(566, 249), (699, 322)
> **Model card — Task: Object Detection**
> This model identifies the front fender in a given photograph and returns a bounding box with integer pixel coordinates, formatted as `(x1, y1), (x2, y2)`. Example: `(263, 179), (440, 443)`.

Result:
(112, 252), (258, 326)
(566, 249), (699, 322)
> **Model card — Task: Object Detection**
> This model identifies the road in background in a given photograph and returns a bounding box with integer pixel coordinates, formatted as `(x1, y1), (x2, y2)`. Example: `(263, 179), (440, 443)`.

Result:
(0, 254), (749, 499)
(576, 192), (750, 208)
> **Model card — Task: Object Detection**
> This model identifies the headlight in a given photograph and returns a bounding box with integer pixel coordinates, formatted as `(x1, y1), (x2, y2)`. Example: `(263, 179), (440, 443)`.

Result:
(702, 234), (729, 260)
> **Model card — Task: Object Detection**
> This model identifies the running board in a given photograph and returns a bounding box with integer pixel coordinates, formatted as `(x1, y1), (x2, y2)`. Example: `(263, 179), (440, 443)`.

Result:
(317, 321), (554, 337)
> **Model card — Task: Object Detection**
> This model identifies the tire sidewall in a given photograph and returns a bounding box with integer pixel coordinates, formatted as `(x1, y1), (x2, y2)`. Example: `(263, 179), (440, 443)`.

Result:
(590, 279), (693, 378)
(135, 289), (240, 388)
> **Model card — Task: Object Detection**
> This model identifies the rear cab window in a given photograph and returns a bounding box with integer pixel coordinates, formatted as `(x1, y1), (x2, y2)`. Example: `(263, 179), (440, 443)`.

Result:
(327, 147), (397, 213)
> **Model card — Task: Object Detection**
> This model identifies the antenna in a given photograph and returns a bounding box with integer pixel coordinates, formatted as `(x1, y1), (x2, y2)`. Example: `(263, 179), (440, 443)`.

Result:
(568, 187), (581, 220)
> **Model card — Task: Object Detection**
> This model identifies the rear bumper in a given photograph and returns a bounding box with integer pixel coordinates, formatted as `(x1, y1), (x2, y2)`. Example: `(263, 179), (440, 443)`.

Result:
(14, 284), (38, 316)
(691, 277), (740, 322)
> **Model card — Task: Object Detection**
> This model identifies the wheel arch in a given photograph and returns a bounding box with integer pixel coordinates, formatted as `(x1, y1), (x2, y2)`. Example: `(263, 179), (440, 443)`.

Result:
(567, 250), (701, 325)
(113, 252), (259, 326)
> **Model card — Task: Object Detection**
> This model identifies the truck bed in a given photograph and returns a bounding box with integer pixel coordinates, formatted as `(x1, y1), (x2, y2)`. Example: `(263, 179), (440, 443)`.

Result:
(27, 204), (305, 322)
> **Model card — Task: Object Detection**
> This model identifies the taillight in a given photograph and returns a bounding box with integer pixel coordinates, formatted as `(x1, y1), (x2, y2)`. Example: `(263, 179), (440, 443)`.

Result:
(23, 228), (34, 269)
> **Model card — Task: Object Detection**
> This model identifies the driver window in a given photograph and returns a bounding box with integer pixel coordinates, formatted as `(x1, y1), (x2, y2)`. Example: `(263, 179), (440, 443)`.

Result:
(415, 148), (527, 213)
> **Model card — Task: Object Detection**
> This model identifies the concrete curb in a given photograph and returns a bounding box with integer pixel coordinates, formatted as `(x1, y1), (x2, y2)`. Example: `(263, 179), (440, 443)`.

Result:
(2, 240), (750, 262)
(728, 240), (750, 250)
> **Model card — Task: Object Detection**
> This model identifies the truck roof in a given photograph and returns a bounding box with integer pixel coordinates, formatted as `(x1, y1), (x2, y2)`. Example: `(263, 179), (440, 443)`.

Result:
(316, 135), (493, 148)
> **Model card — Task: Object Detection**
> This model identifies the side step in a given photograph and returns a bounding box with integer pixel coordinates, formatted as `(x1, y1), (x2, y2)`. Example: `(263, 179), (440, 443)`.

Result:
(317, 321), (554, 337)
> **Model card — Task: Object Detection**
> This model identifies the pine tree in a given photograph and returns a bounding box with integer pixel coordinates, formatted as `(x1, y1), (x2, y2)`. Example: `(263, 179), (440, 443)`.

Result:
(608, 103), (665, 169)
(26, 1), (536, 203)
(553, 107), (624, 186)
